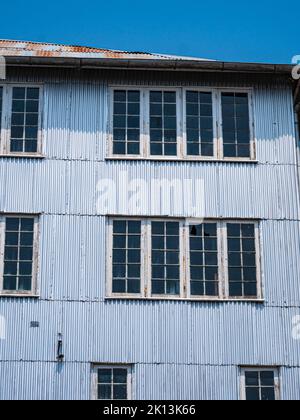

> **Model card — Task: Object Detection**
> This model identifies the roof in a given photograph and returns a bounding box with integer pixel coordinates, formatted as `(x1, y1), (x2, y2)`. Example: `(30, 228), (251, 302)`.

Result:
(0, 39), (295, 82)
(0, 39), (212, 61)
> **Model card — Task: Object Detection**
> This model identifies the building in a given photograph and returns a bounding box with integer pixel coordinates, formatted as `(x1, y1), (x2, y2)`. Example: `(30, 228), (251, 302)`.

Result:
(0, 40), (299, 400)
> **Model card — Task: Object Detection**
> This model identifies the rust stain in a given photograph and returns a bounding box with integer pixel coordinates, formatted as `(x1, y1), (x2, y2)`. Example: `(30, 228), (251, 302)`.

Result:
(0, 40), (166, 60)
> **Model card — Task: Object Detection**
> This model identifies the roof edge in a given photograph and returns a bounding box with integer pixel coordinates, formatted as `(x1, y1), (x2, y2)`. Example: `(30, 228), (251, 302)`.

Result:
(4, 55), (294, 75)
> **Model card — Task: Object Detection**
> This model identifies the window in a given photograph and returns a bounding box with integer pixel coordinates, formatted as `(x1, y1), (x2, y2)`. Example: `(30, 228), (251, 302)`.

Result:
(108, 219), (261, 300)
(113, 90), (141, 155)
(221, 92), (252, 158)
(92, 366), (132, 400)
(227, 223), (257, 298)
(189, 223), (219, 297)
(150, 91), (177, 156)
(0, 85), (42, 155)
(0, 215), (39, 295)
(112, 220), (141, 294)
(109, 87), (254, 160)
(186, 91), (214, 157)
(151, 221), (180, 295)
(241, 368), (280, 401)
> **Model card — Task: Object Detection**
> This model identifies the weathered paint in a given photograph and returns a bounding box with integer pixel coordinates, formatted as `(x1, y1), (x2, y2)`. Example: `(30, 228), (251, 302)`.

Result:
(0, 67), (300, 400)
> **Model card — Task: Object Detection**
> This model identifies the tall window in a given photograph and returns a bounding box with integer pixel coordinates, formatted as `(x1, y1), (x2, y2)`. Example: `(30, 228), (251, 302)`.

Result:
(150, 91), (177, 156)
(221, 92), (251, 158)
(108, 219), (261, 300)
(227, 223), (257, 298)
(241, 368), (280, 401)
(186, 91), (214, 156)
(113, 90), (140, 155)
(0, 85), (42, 155)
(0, 215), (38, 295)
(112, 220), (141, 294)
(93, 366), (132, 400)
(151, 221), (180, 295)
(189, 223), (218, 296)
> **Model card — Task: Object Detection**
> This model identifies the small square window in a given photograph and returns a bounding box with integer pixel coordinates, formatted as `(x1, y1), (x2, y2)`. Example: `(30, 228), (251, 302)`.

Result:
(93, 366), (132, 400)
(241, 368), (280, 401)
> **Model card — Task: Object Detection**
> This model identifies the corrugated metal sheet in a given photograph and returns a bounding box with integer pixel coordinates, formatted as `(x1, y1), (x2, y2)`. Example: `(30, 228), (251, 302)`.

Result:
(0, 39), (211, 61)
(0, 71), (300, 400)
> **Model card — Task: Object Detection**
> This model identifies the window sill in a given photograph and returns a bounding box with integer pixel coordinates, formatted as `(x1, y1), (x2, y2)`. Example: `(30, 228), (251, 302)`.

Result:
(105, 296), (265, 303)
(106, 156), (258, 164)
(0, 154), (45, 159)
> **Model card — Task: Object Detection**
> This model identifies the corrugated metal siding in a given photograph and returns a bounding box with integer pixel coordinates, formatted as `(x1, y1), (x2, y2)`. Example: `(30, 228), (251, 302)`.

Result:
(0, 362), (299, 400)
(0, 70), (300, 400)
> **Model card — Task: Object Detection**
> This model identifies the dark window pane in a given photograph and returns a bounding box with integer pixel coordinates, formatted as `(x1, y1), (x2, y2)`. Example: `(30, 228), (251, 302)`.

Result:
(246, 387), (260, 401)
(150, 143), (162, 155)
(166, 280), (179, 295)
(18, 276), (32, 291)
(13, 87), (26, 99)
(229, 282), (243, 296)
(112, 280), (126, 293)
(113, 369), (128, 383)
(4, 247), (19, 260)
(128, 91), (140, 102)
(152, 222), (165, 235)
(113, 265), (126, 278)
(224, 145), (237, 157)
(244, 282), (257, 297)
(114, 91), (126, 101)
(261, 387), (275, 401)
(98, 385), (111, 400)
(114, 221), (126, 233)
(113, 142), (126, 155)
(191, 281), (204, 296)
(260, 371), (275, 386)
(127, 142), (139, 155)
(150, 91), (162, 102)
(152, 280), (165, 294)
(127, 279), (140, 294)
(3, 276), (17, 291)
(6, 218), (20, 231)
(113, 385), (127, 400)
(27, 88), (39, 100)
(205, 282), (218, 296)
(245, 371), (259, 386)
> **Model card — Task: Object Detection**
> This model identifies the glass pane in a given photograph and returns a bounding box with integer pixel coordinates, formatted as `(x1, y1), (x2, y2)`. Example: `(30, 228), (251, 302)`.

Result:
(113, 369), (127, 383)
(113, 385), (127, 400)
(245, 371), (259, 386)
(246, 387), (260, 401)
(98, 385), (111, 400)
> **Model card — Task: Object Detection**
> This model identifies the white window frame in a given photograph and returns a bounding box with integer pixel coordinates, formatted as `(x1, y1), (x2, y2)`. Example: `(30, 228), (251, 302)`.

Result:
(107, 86), (256, 161)
(218, 88), (256, 161)
(91, 364), (133, 401)
(107, 218), (262, 301)
(0, 83), (44, 157)
(240, 367), (281, 401)
(0, 214), (40, 297)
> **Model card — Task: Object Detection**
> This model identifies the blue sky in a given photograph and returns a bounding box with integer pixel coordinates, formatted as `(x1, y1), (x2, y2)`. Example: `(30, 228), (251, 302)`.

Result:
(1, 0), (299, 63)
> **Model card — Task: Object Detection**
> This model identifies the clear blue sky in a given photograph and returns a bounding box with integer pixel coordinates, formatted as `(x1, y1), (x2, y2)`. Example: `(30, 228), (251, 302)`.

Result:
(1, 0), (299, 64)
